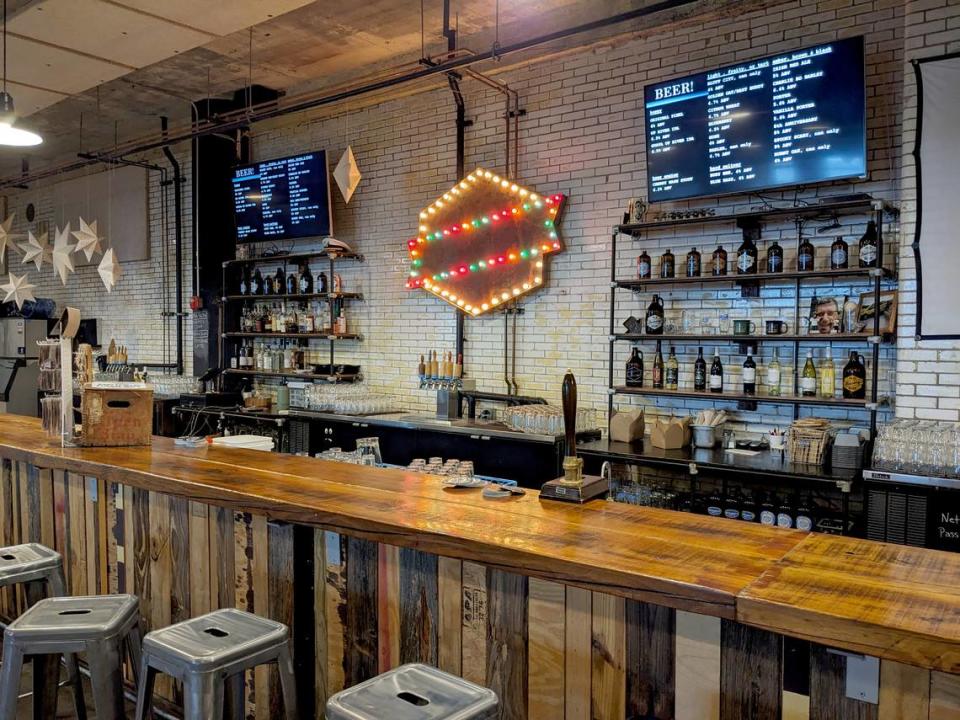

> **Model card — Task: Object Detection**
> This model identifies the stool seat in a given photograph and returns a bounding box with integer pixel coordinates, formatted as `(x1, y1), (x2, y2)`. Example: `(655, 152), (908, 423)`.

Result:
(326, 663), (499, 720)
(0, 543), (63, 586)
(5, 594), (140, 644)
(142, 607), (288, 670)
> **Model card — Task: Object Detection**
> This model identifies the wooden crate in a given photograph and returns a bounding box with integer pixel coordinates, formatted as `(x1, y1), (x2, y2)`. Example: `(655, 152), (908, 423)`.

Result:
(80, 383), (154, 447)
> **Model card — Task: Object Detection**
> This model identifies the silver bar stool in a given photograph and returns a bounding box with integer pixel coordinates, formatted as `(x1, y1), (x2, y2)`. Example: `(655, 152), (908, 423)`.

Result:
(325, 663), (499, 720)
(0, 594), (142, 720)
(133, 607), (297, 720)
(0, 543), (86, 719)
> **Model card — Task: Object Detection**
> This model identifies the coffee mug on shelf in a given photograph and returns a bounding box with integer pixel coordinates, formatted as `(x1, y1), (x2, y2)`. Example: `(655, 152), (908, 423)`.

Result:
(765, 319), (789, 335)
(732, 319), (756, 336)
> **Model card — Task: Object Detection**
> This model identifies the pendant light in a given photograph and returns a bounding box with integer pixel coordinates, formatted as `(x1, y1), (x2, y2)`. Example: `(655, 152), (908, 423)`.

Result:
(0, 0), (41, 147)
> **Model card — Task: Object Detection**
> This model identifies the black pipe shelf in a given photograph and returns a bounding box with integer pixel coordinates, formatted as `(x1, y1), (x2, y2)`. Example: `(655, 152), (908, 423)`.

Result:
(223, 250), (363, 267)
(612, 385), (880, 409)
(613, 333), (893, 344)
(616, 267), (894, 289)
(223, 332), (362, 340)
(222, 292), (363, 302)
(223, 369), (361, 382)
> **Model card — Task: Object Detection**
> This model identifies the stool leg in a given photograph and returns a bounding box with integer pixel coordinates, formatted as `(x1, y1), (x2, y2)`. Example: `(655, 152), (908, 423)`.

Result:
(0, 637), (25, 720)
(126, 623), (144, 687)
(45, 566), (67, 598)
(224, 673), (244, 720)
(183, 673), (224, 720)
(277, 644), (298, 720)
(133, 657), (156, 720)
(87, 639), (125, 720)
(66, 653), (88, 720)
(30, 654), (60, 720)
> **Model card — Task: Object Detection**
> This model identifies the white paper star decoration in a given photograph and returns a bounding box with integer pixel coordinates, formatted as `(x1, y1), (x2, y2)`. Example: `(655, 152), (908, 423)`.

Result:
(0, 213), (22, 257)
(52, 223), (76, 285)
(98, 248), (120, 292)
(0, 272), (36, 310)
(71, 217), (103, 261)
(18, 230), (50, 270)
(333, 146), (361, 203)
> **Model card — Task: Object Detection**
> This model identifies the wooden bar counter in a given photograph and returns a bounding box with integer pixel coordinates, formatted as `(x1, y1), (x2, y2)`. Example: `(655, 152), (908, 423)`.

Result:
(1, 414), (958, 719)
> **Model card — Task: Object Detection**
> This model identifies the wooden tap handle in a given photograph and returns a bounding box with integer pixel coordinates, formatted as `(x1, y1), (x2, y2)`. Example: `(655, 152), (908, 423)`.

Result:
(562, 369), (577, 457)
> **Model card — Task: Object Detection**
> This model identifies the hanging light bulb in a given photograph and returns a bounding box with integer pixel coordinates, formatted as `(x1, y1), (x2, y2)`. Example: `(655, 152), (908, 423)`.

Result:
(0, 1), (41, 146)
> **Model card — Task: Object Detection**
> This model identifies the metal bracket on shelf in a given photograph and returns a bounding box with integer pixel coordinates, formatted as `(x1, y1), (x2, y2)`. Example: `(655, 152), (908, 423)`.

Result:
(609, 281), (618, 289)
(867, 335), (882, 345)
(835, 480), (853, 493)
(607, 387), (616, 395)
(826, 649), (879, 704)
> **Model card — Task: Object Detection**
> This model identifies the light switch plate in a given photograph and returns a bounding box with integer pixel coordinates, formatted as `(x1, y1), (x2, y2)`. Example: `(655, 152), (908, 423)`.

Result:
(829, 649), (879, 704)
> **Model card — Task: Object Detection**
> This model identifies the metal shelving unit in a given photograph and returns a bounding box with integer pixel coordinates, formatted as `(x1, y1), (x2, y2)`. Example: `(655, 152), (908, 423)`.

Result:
(607, 197), (899, 437)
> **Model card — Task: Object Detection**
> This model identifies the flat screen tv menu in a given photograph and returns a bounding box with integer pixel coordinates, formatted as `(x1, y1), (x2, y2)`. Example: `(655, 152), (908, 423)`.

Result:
(232, 151), (331, 242)
(644, 37), (866, 202)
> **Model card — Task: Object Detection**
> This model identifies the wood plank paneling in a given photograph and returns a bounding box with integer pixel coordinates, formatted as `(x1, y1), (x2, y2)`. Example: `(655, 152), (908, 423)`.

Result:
(527, 577), (565, 720)
(214, 506), (235, 610)
(565, 586), (591, 720)
(437, 556), (462, 676)
(252, 514), (270, 720)
(106, 482), (120, 595)
(675, 611), (721, 720)
(0, 459), (14, 616)
(314, 529), (329, 717)
(83, 476), (98, 594)
(930, 671), (960, 720)
(267, 521), (294, 718)
(344, 536), (378, 687)
(810, 644), (878, 720)
(488, 569), (528, 720)
(879, 661), (930, 720)
(36, 467), (54, 549)
(234, 511), (256, 718)
(149, 491), (173, 698)
(324, 531), (346, 696)
(720, 620), (782, 720)
(627, 600), (675, 719)
(399, 547), (438, 666)
(591, 591), (625, 720)
(67, 472), (88, 596)
(188, 501), (210, 616)
(377, 543), (400, 673)
(169, 495), (190, 624)
(461, 561), (488, 686)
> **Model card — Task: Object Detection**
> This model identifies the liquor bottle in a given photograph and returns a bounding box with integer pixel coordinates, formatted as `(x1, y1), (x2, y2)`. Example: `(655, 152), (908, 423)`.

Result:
(830, 236), (849, 270)
(652, 340), (665, 389)
(759, 494), (777, 526)
(777, 497), (794, 528)
(645, 294), (665, 335)
(239, 267), (250, 296)
(660, 249), (675, 279)
(637, 250), (652, 279)
(251, 268), (264, 295)
(743, 348), (757, 395)
(335, 309), (348, 335)
(230, 343), (239, 369)
(286, 271), (298, 295)
(819, 348), (836, 399)
(801, 350), (817, 397)
(736, 235), (758, 274)
(318, 272), (329, 294)
(333, 274), (343, 294)
(767, 348), (781, 396)
(299, 263), (314, 294)
(273, 267), (285, 294)
(842, 350), (866, 399)
(724, 492), (741, 520)
(686, 247), (701, 277)
(304, 304), (315, 333)
(766, 241), (783, 273)
(712, 245), (728, 276)
(797, 237), (815, 272)
(626, 347), (644, 387)
(796, 494), (814, 532)
(665, 346), (679, 390)
(694, 347), (707, 391)
(455, 353), (463, 379)
(709, 348), (723, 393)
(858, 220), (879, 268)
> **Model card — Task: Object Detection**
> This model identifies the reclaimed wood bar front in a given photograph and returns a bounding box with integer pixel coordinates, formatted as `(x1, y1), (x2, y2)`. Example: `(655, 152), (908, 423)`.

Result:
(1, 414), (959, 719)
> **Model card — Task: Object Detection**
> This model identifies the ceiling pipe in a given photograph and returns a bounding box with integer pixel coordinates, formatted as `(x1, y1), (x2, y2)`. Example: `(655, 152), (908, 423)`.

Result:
(160, 116), (185, 376)
(0, 0), (701, 189)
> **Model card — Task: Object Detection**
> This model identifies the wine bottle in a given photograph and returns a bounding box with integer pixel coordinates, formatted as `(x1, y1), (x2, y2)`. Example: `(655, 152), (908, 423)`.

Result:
(724, 492), (741, 520)
(660, 250), (675, 279)
(706, 490), (723, 517)
(777, 497), (794, 528)
(740, 490), (757, 522)
(637, 250), (652, 279)
(830, 236), (849, 270)
(626, 347), (644, 387)
(694, 347), (707, 391)
(819, 348), (836, 399)
(645, 294), (665, 335)
(709, 348), (723, 393)
(666, 346), (679, 390)
(652, 340), (665, 389)
(286, 271), (298, 295)
(766, 241), (783, 273)
(801, 350), (817, 397)
(842, 350), (866, 399)
(318, 272), (329, 294)
(743, 348), (757, 395)
(797, 237), (815, 272)
(796, 495), (814, 532)
(859, 220), (879, 268)
(767, 348), (781, 396)
(251, 268), (264, 295)
(712, 245), (728, 276)
(273, 267), (285, 294)
(299, 262), (314, 294)
(736, 235), (758, 274)
(239, 267), (250, 296)
(759, 494), (777, 526)
(686, 247), (701, 277)
(231, 343), (239, 369)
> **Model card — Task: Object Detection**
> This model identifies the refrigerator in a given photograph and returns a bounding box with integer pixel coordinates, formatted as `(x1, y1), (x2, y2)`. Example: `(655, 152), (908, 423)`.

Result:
(0, 318), (48, 416)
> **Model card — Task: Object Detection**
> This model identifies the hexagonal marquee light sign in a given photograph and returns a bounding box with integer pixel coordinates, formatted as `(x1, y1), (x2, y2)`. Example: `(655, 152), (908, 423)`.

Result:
(405, 167), (566, 317)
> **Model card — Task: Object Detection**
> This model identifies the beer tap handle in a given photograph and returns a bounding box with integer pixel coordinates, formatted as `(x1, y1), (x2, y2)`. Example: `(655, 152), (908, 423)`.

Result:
(562, 369), (577, 457)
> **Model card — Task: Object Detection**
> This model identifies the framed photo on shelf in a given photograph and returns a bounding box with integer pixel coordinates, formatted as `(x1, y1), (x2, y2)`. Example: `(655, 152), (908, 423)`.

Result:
(807, 296), (842, 334)
(856, 290), (898, 334)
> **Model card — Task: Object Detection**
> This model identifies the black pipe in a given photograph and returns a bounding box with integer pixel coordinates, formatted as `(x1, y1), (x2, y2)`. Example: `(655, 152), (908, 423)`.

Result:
(161, 117), (185, 376)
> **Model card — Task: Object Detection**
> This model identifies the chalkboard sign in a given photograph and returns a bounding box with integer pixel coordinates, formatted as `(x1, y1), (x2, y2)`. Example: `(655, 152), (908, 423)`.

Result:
(933, 493), (960, 553)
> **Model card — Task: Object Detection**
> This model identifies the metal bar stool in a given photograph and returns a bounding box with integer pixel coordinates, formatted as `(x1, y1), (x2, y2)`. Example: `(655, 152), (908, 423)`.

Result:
(133, 607), (297, 720)
(0, 594), (142, 720)
(325, 663), (499, 719)
(0, 543), (86, 718)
